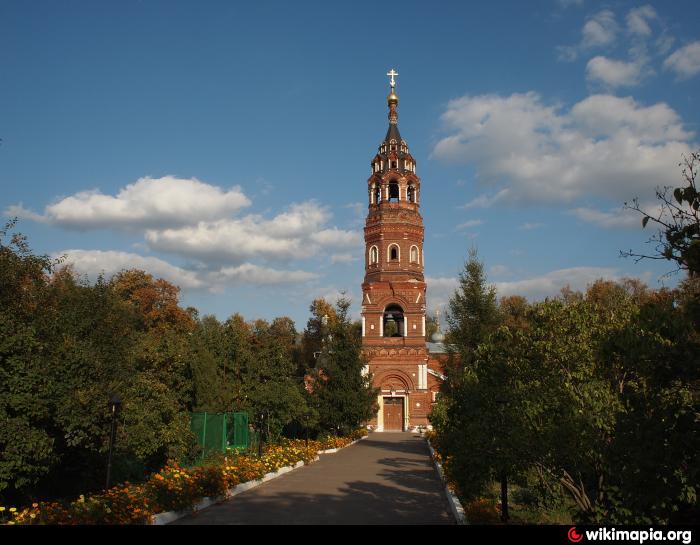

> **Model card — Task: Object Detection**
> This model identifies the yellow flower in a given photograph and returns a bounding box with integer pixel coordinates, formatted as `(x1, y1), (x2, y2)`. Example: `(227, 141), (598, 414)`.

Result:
(9, 507), (16, 513)
(0, 507), (5, 512)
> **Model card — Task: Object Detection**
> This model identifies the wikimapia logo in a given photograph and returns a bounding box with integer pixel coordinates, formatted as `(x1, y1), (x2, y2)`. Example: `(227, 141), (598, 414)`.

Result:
(569, 527), (584, 542)
(567, 527), (693, 544)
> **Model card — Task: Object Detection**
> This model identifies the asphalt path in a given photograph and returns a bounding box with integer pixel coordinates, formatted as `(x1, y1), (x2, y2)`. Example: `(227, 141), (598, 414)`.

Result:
(172, 432), (454, 525)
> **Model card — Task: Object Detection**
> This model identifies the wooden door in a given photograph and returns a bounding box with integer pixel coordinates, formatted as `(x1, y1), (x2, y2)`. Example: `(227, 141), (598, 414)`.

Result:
(383, 397), (404, 431)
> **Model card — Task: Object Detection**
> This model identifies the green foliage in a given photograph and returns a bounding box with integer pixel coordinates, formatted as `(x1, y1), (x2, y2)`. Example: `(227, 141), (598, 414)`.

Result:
(432, 247), (506, 498)
(306, 297), (378, 436)
(445, 247), (500, 360)
(625, 150), (700, 276)
(0, 222), (316, 507)
(432, 243), (699, 524)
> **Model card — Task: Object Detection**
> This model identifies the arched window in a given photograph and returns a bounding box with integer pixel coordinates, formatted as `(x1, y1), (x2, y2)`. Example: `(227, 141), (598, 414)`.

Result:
(388, 244), (400, 262)
(407, 185), (415, 203)
(388, 181), (400, 202)
(369, 246), (379, 265)
(383, 304), (405, 337)
(410, 245), (419, 264)
(373, 184), (381, 205)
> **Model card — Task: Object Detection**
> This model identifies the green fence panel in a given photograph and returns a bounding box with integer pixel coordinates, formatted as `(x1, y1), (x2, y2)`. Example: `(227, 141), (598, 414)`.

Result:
(228, 412), (248, 449)
(191, 412), (249, 458)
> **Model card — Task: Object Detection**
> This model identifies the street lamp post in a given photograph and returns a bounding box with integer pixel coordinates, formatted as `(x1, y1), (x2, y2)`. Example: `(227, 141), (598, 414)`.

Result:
(495, 396), (509, 523)
(105, 394), (122, 490)
(257, 410), (267, 458)
(302, 411), (310, 446)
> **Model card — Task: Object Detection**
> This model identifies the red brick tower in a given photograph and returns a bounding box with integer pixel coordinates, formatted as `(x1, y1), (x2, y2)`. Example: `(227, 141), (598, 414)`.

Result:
(361, 71), (432, 431)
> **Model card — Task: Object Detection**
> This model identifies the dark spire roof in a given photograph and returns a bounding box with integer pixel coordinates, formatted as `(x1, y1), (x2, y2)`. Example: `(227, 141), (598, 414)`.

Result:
(371, 73), (415, 176)
(384, 122), (402, 147)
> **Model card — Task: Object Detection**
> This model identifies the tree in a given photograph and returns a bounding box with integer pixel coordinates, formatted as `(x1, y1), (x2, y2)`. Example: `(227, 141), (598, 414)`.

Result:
(445, 247), (500, 364)
(0, 222), (202, 503)
(239, 319), (307, 443)
(424, 312), (439, 340)
(0, 221), (56, 500)
(623, 150), (700, 277)
(431, 247), (516, 516)
(596, 285), (699, 523)
(299, 298), (338, 374)
(306, 297), (377, 436)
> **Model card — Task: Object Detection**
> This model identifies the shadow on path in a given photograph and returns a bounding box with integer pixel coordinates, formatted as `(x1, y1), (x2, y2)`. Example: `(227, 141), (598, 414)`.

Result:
(173, 433), (453, 525)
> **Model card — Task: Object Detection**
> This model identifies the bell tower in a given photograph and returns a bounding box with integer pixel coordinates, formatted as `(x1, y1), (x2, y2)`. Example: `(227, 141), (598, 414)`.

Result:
(361, 70), (430, 432)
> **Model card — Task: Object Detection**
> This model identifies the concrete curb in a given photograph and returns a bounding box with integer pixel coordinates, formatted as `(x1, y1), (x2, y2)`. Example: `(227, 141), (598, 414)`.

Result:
(426, 440), (467, 525)
(317, 434), (368, 454)
(153, 436), (368, 525)
(152, 460), (307, 525)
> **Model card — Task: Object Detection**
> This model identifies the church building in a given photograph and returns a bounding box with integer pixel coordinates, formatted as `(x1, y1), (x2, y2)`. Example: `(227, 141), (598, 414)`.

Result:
(361, 71), (447, 432)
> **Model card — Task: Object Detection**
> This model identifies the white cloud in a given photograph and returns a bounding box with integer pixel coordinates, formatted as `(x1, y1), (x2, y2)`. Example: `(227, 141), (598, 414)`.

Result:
(330, 253), (359, 264)
(559, 9), (618, 61)
(586, 56), (647, 87)
(570, 206), (640, 229)
(490, 265), (509, 276)
(55, 249), (206, 289)
(656, 34), (676, 56)
(570, 200), (667, 229)
(428, 266), (624, 309)
(299, 286), (360, 318)
(582, 9), (618, 49)
(626, 5), (657, 37)
(461, 189), (510, 209)
(310, 228), (362, 247)
(212, 263), (318, 286)
(570, 95), (690, 142)
(145, 201), (360, 264)
(456, 219), (483, 230)
(56, 249), (320, 290)
(494, 267), (621, 299)
(9, 176), (251, 230)
(4, 204), (48, 223)
(664, 41), (700, 80)
(425, 276), (460, 316)
(433, 92), (695, 204)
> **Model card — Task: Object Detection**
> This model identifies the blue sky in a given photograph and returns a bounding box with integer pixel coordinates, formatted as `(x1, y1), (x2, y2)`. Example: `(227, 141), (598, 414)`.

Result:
(2, 0), (699, 327)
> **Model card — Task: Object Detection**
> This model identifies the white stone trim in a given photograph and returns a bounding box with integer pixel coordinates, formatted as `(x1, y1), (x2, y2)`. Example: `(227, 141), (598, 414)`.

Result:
(369, 245), (379, 265)
(418, 364), (428, 390)
(427, 440), (467, 525)
(428, 368), (447, 381)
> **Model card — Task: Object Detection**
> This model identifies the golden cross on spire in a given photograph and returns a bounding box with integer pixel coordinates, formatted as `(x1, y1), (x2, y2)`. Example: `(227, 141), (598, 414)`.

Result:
(387, 68), (398, 89)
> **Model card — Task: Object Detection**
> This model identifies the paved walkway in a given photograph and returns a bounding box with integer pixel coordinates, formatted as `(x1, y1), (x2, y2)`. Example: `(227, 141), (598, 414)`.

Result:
(172, 432), (454, 525)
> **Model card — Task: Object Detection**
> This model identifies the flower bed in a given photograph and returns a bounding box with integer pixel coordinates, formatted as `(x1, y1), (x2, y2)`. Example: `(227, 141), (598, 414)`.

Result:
(0, 430), (368, 525)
